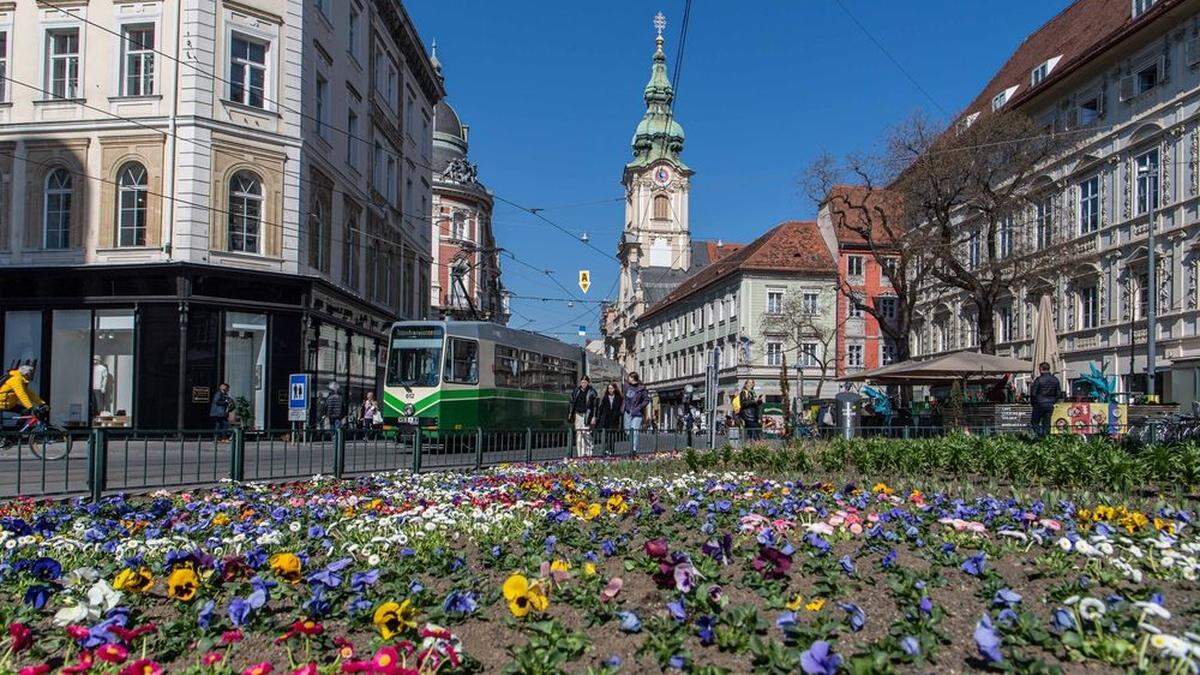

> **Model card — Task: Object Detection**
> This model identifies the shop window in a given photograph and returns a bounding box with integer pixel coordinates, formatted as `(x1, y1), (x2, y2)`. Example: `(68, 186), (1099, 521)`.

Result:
(50, 310), (90, 427)
(93, 310), (135, 428)
(3, 311), (42, 386)
(223, 312), (267, 430)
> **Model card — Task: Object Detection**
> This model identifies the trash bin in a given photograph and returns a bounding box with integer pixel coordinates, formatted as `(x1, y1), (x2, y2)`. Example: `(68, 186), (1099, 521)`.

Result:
(728, 426), (742, 448)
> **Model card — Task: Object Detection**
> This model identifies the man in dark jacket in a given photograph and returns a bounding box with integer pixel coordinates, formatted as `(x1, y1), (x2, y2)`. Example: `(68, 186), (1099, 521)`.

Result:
(569, 376), (598, 456)
(1029, 362), (1061, 438)
(210, 382), (233, 440)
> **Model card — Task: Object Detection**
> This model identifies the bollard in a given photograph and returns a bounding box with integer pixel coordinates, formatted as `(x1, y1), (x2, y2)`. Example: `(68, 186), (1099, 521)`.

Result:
(475, 428), (484, 470)
(411, 430), (423, 473)
(87, 428), (108, 503)
(332, 427), (345, 479)
(230, 428), (246, 482)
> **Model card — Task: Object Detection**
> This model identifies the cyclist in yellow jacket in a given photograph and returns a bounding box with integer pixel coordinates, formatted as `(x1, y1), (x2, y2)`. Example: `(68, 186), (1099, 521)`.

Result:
(0, 365), (45, 413)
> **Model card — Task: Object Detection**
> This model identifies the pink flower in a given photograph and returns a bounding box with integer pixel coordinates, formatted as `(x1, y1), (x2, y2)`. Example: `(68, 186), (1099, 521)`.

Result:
(119, 659), (163, 675)
(600, 577), (623, 603)
(1040, 519), (1062, 531)
(8, 623), (32, 653)
(17, 665), (51, 675)
(97, 643), (130, 664)
(242, 663), (273, 675)
(202, 653), (224, 666)
(289, 665), (318, 675)
(806, 522), (835, 536)
(371, 646), (402, 675)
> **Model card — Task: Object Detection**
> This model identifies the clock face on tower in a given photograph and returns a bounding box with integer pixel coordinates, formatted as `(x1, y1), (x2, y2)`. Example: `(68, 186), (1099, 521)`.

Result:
(653, 166), (671, 186)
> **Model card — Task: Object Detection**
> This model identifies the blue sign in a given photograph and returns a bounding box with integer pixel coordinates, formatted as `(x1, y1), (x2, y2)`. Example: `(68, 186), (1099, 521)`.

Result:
(578, 325), (587, 336)
(288, 374), (310, 421)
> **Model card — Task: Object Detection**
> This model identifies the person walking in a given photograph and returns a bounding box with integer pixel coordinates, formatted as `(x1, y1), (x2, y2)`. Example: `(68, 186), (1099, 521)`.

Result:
(596, 382), (623, 456)
(210, 382), (233, 441)
(568, 375), (598, 457)
(622, 372), (650, 454)
(325, 382), (346, 431)
(738, 379), (764, 441)
(1029, 362), (1062, 439)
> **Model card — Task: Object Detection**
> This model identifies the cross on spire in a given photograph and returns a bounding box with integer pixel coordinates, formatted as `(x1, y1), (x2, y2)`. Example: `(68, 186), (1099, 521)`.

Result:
(653, 11), (666, 37)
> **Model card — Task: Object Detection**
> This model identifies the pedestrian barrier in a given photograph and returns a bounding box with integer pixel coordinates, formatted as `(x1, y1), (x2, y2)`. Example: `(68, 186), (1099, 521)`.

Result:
(0, 420), (1176, 500)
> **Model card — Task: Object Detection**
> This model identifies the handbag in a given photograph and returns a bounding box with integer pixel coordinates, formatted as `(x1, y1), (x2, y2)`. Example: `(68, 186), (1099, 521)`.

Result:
(372, 410), (383, 424)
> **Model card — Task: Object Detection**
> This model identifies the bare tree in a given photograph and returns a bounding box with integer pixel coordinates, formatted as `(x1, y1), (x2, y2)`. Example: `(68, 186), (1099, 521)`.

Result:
(887, 111), (1078, 354)
(761, 288), (843, 399)
(808, 111), (1079, 356)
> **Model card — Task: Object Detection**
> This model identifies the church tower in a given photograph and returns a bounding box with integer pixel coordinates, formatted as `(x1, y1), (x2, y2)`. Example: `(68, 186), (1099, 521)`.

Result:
(617, 12), (692, 310)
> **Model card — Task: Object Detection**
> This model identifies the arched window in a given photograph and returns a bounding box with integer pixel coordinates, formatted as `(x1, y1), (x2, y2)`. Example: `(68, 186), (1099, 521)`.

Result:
(308, 191), (330, 272)
(116, 162), (148, 247)
(228, 171), (262, 253)
(43, 168), (72, 249)
(653, 194), (670, 220)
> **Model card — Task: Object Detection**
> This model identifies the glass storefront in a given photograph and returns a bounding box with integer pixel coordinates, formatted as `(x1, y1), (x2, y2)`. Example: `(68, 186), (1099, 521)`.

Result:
(93, 310), (135, 427)
(50, 310), (91, 427)
(223, 312), (267, 430)
(3, 311), (42, 386)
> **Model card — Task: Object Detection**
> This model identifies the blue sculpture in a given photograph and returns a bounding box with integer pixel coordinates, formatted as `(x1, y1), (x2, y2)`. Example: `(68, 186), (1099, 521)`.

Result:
(1078, 362), (1117, 403)
(862, 386), (895, 425)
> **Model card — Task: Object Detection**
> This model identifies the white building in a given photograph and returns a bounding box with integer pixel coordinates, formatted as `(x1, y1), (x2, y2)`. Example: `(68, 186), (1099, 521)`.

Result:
(911, 0), (1200, 405)
(0, 0), (440, 429)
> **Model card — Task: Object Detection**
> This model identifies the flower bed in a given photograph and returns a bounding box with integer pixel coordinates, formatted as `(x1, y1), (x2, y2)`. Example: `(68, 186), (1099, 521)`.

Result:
(1, 456), (1199, 673)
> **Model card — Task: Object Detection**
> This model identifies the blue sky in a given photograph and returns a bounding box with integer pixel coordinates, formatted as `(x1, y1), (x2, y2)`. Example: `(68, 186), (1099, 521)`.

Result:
(406, 0), (1074, 339)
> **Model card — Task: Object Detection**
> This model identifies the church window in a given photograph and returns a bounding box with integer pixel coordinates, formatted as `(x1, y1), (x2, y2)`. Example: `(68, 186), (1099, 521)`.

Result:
(653, 194), (670, 220)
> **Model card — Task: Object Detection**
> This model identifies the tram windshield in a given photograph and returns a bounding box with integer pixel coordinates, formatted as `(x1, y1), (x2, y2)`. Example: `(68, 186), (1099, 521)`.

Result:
(386, 325), (443, 387)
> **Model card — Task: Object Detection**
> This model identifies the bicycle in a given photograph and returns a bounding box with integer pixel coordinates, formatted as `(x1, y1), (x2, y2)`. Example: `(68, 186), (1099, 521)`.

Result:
(0, 406), (72, 460)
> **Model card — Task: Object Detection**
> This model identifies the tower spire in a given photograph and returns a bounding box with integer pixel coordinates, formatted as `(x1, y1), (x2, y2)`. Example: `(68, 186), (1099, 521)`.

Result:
(628, 11), (687, 171)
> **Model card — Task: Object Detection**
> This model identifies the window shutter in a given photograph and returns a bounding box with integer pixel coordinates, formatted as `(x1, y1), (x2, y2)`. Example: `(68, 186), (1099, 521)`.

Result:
(1119, 74), (1136, 101)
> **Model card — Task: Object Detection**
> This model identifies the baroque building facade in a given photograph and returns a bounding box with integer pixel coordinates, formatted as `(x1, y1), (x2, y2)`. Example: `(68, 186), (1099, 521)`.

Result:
(0, 0), (440, 430)
(910, 0), (1200, 404)
(428, 49), (507, 323)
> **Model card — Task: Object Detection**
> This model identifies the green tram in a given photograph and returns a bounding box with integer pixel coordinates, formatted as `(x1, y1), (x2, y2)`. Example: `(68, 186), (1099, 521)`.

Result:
(382, 321), (585, 431)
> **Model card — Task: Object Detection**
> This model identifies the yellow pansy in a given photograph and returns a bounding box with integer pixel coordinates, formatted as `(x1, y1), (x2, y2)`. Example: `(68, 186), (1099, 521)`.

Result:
(785, 594), (804, 612)
(112, 567), (154, 593)
(269, 552), (303, 583)
(503, 574), (549, 618)
(373, 599), (418, 639)
(606, 494), (630, 515)
(583, 562), (597, 577)
(805, 598), (826, 612)
(166, 567), (199, 602)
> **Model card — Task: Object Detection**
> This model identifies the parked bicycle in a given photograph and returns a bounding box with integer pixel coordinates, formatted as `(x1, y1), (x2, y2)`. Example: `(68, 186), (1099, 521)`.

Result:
(0, 405), (72, 460)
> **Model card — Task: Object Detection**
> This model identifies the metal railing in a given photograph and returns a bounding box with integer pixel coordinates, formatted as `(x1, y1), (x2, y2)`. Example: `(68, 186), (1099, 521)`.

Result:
(0, 419), (1189, 501)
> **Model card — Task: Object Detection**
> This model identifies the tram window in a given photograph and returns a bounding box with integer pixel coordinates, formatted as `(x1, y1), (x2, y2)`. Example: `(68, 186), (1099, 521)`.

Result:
(386, 325), (443, 387)
(444, 338), (479, 384)
(495, 345), (519, 388)
(519, 350), (540, 389)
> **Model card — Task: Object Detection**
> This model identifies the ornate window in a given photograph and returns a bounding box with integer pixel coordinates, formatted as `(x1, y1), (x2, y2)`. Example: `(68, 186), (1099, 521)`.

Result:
(653, 194), (670, 220)
(227, 171), (262, 253)
(121, 25), (155, 96)
(43, 168), (72, 249)
(116, 162), (148, 247)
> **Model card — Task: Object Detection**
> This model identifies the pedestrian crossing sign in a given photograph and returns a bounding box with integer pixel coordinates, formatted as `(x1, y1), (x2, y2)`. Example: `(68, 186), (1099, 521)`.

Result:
(578, 270), (591, 293)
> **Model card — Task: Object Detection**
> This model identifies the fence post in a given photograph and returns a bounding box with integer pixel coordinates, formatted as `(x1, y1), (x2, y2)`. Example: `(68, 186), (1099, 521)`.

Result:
(902, 425), (911, 440)
(230, 427), (245, 482)
(411, 430), (423, 473)
(525, 428), (533, 463)
(567, 425), (575, 460)
(475, 428), (484, 470)
(333, 427), (346, 479)
(87, 428), (107, 502)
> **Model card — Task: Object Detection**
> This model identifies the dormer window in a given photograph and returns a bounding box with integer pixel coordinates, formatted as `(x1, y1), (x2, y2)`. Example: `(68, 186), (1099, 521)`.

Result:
(956, 112), (980, 134)
(1133, 0), (1155, 18)
(991, 86), (1019, 111)
(1031, 56), (1062, 86)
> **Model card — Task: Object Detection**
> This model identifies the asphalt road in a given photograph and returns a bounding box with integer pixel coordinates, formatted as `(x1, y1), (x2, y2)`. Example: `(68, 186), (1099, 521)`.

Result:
(0, 432), (699, 499)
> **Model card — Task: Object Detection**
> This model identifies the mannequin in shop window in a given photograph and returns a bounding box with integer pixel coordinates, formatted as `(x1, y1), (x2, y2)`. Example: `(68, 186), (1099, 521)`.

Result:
(91, 356), (111, 418)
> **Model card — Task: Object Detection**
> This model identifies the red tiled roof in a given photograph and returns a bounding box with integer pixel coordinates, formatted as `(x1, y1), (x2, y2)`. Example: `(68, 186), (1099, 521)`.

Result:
(959, 0), (1179, 123)
(706, 241), (744, 262)
(825, 185), (900, 247)
(640, 221), (835, 322)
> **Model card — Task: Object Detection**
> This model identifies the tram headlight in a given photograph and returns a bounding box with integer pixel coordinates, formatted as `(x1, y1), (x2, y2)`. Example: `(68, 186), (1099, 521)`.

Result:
(404, 404), (415, 416)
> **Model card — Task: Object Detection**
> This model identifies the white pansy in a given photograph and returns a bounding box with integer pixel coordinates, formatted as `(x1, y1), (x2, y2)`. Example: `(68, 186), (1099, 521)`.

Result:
(1078, 597), (1106, 621)
(1135, 601), (1172, 620)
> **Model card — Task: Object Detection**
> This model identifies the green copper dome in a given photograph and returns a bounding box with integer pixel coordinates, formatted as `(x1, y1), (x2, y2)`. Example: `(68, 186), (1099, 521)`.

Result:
(628, 32), (688, 172)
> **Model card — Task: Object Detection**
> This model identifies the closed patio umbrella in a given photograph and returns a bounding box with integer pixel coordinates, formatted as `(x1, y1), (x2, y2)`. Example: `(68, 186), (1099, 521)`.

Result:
(1031, 294), (1061, 380)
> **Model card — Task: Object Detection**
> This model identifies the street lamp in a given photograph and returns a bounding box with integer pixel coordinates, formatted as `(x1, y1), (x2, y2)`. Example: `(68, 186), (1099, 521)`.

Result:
(1136, 159), (1159, 400)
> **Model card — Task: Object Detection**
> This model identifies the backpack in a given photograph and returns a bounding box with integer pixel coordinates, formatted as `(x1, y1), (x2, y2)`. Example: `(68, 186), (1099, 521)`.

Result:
(731, 391), (742, 414)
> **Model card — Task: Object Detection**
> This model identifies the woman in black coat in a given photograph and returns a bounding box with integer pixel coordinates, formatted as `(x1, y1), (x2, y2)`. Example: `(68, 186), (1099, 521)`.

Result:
(595, 383), (623, 456)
